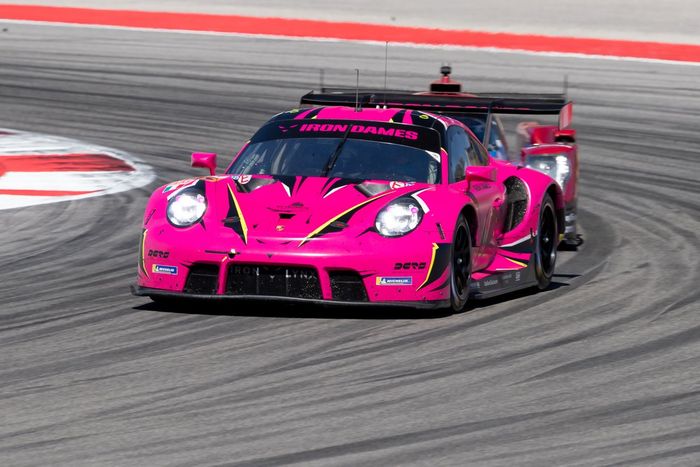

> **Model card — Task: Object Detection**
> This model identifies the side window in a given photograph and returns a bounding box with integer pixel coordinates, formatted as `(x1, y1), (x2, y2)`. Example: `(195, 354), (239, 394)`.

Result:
(467, 134), (489, 166)
(446, 126), (469, 183)
(487, 118), (508, 160)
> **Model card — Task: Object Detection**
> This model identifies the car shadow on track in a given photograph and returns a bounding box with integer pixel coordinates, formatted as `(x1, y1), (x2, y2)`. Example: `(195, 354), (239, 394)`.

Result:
(133, 300), (454, 320)
(467, 279), (573, 310)
(131, 278), (575, 320)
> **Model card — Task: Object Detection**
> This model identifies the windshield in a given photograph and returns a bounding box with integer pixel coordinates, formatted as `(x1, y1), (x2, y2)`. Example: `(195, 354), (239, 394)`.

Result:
(227, 119), (442, 183)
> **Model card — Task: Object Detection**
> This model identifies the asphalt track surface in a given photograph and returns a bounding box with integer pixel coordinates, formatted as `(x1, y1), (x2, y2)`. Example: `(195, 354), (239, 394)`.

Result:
(1, 23), (699, 466)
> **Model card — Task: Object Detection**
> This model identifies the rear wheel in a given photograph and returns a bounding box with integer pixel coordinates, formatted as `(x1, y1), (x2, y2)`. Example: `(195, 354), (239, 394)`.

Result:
(534, 194), (558, 289)
(450, 216), (472, 312)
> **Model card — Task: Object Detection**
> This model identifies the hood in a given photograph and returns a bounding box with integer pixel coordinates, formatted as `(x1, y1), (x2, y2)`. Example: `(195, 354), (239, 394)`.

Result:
(199, 175), (432, 244)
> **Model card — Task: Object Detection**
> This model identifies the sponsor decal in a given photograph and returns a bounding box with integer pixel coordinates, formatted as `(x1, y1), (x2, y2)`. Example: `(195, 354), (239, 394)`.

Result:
(298, 123), (419, 140)
(278, 124), (299, 133)
(275, 225), (285, 231)
(231, 174), (252, 184)
(389, 181), (416, 190)
(147, 249), (170, 259)
(163, 178), (197, 196)
(376, 276), (413, 286)
(394, 262), (427, 270)
(152, 264), (178, 275)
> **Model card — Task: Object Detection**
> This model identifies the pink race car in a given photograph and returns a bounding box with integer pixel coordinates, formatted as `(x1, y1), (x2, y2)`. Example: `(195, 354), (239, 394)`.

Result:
(132, 105), (564, 311)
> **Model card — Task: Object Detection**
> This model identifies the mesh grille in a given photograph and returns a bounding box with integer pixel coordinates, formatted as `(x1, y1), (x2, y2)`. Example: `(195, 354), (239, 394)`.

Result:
(184, 264), (219, 295)
(329, 271), (368, 302)
(504, 176), (528, 232)
(226, 264), (322, 299)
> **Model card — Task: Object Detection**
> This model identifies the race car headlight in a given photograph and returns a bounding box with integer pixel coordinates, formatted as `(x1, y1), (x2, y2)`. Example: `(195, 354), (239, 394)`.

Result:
(525, 154), (571, 190)
(167, 191), (207, 227)
(375, 198), (423, 237)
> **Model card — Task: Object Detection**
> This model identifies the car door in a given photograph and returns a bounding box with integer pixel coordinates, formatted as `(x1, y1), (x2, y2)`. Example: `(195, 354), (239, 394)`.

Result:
(446, 126), (502, 271)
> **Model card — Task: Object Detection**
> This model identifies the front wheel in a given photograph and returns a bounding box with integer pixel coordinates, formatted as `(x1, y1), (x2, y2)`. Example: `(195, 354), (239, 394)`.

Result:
(534, 194), (558, 289)
(450, 216), (472, 312)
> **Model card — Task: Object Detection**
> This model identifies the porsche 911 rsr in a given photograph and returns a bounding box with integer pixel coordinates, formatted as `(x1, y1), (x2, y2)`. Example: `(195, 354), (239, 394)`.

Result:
(132, 105), (564, 311)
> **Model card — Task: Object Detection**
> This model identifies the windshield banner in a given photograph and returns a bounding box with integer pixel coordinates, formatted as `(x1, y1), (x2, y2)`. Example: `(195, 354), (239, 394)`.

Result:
(252, 119), (441, 151)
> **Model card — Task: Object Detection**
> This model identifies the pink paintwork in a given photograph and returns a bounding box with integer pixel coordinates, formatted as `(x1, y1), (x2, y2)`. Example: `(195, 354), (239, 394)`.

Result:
(134, 106), (563, 309)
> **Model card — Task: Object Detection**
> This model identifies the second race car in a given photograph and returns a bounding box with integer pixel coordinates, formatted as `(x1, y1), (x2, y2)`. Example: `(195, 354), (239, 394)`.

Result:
(301, 66), (580, 247)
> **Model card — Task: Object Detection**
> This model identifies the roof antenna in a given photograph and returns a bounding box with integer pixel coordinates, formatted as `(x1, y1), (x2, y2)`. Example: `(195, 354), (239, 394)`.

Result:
(383, 41), (389, 109)
(355, 68), (361, 112)
(320, 68), (325, 92)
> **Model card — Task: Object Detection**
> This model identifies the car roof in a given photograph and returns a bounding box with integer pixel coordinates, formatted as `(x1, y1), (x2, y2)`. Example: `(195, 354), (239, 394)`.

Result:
(267, 106), (462, 130)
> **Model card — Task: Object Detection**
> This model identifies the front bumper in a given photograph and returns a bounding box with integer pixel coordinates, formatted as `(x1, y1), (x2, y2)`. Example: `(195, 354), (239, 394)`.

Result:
(137, 228), (451, 305)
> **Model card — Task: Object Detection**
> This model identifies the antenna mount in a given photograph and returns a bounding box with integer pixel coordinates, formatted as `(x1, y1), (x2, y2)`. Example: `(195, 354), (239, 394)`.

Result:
(354, 68), (361, 112)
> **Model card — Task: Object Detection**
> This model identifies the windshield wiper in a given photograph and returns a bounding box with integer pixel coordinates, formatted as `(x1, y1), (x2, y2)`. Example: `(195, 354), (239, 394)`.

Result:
(322, 126), (353, 176)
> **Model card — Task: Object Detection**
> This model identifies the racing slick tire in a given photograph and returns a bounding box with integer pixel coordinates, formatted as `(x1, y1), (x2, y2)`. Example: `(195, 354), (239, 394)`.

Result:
(450, 215), (472, 312)
(534, 194), (558, 290)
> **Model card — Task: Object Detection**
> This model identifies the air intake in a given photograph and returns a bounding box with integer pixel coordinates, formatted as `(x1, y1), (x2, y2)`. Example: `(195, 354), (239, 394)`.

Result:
(184, 264), (219, 295)
(329, 271), (368, 302)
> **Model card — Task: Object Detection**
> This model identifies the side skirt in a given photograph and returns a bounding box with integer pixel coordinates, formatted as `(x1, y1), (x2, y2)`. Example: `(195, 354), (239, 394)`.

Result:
(469, 257), (537, 300)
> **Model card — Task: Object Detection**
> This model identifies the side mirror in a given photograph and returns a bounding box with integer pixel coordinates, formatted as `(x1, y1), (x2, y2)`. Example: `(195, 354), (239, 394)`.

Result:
(465, 165), (497, 182)
(191, 152), (217, 176)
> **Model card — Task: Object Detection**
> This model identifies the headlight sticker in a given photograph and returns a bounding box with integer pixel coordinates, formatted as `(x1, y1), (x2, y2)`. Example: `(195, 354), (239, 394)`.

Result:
(164, 178), (198, 199)
(410, 189), (431, 214)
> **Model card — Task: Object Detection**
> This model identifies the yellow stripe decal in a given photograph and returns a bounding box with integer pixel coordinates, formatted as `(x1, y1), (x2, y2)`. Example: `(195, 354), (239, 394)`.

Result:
(417, 243), (439, 290)
(228, 185), (248, 244)
(140, 229), (149, 279)
(298, 191), (392, 247)
(506, 257), (527, 268)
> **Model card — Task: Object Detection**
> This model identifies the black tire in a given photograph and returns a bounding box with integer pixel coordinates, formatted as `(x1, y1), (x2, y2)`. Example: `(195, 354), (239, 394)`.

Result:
(450, 216), (472, 312)
(534, 194), (558, 289)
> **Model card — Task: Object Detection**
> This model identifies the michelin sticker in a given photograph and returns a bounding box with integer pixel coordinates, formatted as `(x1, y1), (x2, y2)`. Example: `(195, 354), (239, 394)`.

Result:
(152, 264), (178, 275)
(376, 276), (413, 286)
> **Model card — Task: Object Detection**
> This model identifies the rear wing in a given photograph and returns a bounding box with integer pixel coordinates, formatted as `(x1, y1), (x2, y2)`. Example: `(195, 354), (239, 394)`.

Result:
(300, 89), (573, 130)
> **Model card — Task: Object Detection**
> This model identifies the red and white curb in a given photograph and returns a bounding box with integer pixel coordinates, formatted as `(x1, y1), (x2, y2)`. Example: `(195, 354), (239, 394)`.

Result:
(0, 128), (154, 210)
